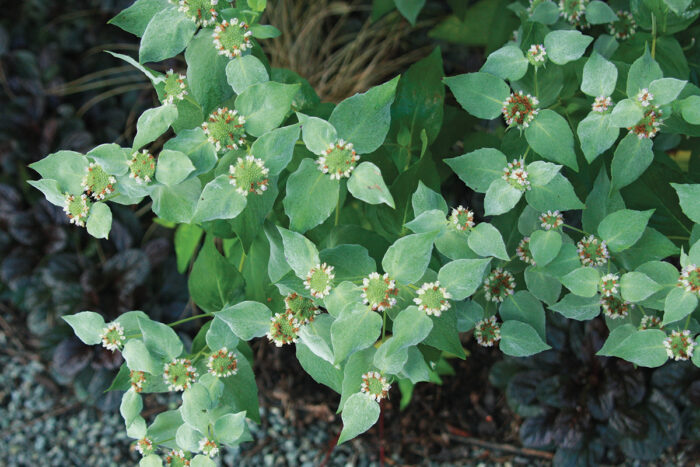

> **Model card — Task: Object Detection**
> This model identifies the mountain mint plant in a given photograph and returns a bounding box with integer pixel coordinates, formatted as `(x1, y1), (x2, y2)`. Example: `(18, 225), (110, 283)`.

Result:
(28, 0), (700, 464)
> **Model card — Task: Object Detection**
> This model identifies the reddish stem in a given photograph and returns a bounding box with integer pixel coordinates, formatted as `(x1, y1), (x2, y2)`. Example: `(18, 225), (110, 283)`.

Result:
(320, 428), (341, 467)
(379, 400), (385, 466)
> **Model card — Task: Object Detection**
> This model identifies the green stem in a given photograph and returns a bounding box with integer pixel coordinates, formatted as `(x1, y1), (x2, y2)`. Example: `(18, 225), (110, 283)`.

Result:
(534, 67), (539, 98)
(563, 223), (588, 235)
(238, 250), (247, 272)
(684, 313), (691, 330)
(335, 196), (341, 226)
(651, 13), (657, 59)
(168, 312), (214, 328)
(381, 308), (387, 341)
(101, 191), (121, 202)
(191, 347), (207, 363)
(522, 146), (531, 162)
(668, 235), (689, 241)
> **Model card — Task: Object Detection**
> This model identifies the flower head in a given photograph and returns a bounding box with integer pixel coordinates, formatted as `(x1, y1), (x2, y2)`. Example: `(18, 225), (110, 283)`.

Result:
(228, 155), (269, 196)
(629, 106), (663, 139)
(82, 162), (116, 200)
(664, 330), (696, 361)
(502, 159), (531, 191)
(527, 44), (547, 66)
(63, 193), (90, 227)
(360, 371), (390, 402)
(166, 449), (191, 466)
(636, 88), (654, 107)
(304, 263), (335, 298)
(413, 281), (452, 317)
(483, 268), (516, 303)
(198, 438), (219, 458)
(176, 0), (218, 27)
(127, 150), (156, 184)
(502, 91), (539, 129)
(284, 292), (320, 324)
(516, 237), (536, 266)
(202, 107), (247, 153)
(207, 347), (238, 378)
(559, 0), (589, 27)
(316, 139), (359, 180)
(100, 322), (125, 352)
(600, 273), (619, 297)
(162, 69), (188, 104)
(592, 96), (613, 113)
(601, 295), (633, 319)
(679, 264), (700, 296)
(608, 10), (636, 40)
(267, 312), (300, 347)
(362, 272), (398, 312)
(474, 316), (501, 347)
(576, 235), (609, 267)
(163, 358), (198, 392)
(136, 437), (155, 456)
(640, 315), (663, 330)
(539, 210), (564, 230)
(129, 370), (148, 393)
(449, 205), (475, 231)
(212, 18), (252, 59)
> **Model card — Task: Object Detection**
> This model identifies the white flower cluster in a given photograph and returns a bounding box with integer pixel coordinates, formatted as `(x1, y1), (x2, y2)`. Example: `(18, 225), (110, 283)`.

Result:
(502, 159), (531, 191)
(360, 371), (391, 402)
(213, 18), (253, 59)
(413, 281), (452, 316)
(99, 322), (125, 352)
(303, 263), (335, 298)
(592, 96), (612, 113)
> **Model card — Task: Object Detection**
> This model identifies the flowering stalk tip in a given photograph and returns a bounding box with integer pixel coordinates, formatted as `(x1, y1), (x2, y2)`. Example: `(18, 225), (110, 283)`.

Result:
(413, 281), (451, 316)
(516, 237), (536, 266)
(228, 155), (269, 196)
(267, 312), (300, 347)
(63, 193), (91, 227)
(608, 10), (637, 40)
(207, 347), (238, 378)
(127, 150), (156, 184)
(539, 210), (564, 230)
(576, 235), (609, 267)
(362, 272), (398, 311)
(502, 159), (531, 191)
(474, 316), (501, 347)
(213, 18), (252, 59)
(592, 96), (613, 113)
(163, 358), (198, 392)
(502, 91), (539, 129)
(202, 107), (247, 153)
(284, 292), (320, 324)
(304, 263), (335, 298)
(449, 205), (475, 231)
(664, 330), (696, 361)
(100, 322), (125, 352)
(316, 139), (359, 180)
(360, 371), (390, 402)
(82, 162), (116, 200)
(483, 268), (516, 303)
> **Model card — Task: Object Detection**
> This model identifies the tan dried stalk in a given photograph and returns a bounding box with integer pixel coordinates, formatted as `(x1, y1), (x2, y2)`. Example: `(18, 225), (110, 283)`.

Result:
(263, 0), (434, 102)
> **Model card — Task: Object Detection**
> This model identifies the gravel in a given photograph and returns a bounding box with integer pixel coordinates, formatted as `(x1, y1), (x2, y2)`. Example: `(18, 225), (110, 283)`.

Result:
(0, 326), (532, 467)
(0, 325), (384, 467)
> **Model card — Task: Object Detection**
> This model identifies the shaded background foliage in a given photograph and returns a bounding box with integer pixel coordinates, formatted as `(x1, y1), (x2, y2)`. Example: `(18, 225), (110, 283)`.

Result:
(0, 0), (190, 409)
(2, 0), (700, 464)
